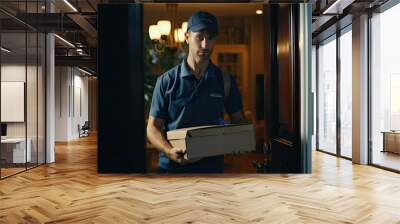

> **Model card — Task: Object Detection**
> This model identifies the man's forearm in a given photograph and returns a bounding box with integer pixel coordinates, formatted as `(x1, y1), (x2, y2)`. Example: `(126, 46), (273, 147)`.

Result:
(147, 126), (172, 154)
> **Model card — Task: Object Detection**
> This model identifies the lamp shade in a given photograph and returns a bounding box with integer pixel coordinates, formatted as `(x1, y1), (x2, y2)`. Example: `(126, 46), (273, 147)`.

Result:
(174, 29), (179, 43)
(149, 25), (161, 40)
(157, 20), (171, 35)
(178, 28), (185, 42)
(181, 21), (188, 32)
(174, 28), (185, 43)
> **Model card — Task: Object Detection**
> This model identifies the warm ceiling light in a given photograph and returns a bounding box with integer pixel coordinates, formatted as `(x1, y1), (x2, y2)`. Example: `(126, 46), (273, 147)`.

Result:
(157, 20), (171, 36)
(1, 47), (11, 53)
(63, 0), (78, 12)
(174, 29), (179, 43)
(256, 10), (263, 15)
(149, 25), (161, 40)
(174, 28), (185, 43)
(181, 22), (188, 32)
(54, 34), (75, 48)
(178, 29), (185, 43)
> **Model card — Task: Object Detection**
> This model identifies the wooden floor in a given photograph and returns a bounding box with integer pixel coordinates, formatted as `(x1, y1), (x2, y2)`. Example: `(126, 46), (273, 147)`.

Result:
(0, 167), (26, 178)
(1, 135), (400, 223)
(1, 163), (45, 178)
(372, 151), (400, 171)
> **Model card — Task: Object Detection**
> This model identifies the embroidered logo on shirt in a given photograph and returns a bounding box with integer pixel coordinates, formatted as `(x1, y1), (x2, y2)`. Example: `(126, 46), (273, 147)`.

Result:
(210, 93), (223, 98)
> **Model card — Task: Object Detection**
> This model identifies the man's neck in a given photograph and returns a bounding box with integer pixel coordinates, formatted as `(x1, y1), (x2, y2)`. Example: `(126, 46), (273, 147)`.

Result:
(186, 55), (209, 80)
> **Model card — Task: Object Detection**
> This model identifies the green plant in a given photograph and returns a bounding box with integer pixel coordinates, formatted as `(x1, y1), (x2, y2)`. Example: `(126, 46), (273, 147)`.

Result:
(143, 33), (187, 116)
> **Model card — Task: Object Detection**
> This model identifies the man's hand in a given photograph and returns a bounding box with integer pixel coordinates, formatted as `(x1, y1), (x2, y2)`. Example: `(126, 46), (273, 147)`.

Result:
(166, 147), (201, 165)
(167, 147), (189, 165)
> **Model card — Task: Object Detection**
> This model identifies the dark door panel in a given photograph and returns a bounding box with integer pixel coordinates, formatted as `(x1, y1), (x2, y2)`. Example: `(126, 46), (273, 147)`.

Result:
(97, 4), (146, 173)
(264, 4), (312, 173)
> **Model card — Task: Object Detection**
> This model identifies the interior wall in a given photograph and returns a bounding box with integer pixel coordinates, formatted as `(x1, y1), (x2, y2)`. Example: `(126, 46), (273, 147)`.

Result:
(55, 67), (89, 141)
(55, 66), (69, 141)
(247, 15), (265, 143)
(215, 15), (264, 116)
(248, 15), (265, 118)
(72, 72), (89, 137)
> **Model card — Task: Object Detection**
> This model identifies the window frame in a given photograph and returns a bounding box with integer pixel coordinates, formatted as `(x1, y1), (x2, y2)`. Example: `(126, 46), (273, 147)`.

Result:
(315, 24), (353, 161)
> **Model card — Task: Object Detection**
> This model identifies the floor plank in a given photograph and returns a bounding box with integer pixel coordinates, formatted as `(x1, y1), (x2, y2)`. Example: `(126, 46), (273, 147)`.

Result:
(1, 134), (400, 223)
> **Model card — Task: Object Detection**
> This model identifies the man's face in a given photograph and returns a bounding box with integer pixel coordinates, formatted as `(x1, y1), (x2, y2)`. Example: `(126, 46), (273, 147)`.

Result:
(185, 30), (216, 62)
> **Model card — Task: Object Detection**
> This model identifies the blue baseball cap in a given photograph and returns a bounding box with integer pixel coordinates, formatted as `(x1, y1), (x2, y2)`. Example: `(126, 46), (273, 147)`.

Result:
(187, 11), (219, 35)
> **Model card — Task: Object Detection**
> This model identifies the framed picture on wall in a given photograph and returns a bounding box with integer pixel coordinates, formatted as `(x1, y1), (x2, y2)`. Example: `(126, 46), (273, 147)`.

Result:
(1, 81), (25, 122)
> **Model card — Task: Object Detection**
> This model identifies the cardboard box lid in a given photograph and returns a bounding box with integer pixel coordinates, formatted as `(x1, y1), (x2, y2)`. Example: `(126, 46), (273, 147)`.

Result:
(166, 124), (254, 140)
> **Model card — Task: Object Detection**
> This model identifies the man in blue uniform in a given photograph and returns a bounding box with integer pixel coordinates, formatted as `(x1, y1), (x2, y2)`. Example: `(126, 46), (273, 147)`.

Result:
(146, 11), (244, 173)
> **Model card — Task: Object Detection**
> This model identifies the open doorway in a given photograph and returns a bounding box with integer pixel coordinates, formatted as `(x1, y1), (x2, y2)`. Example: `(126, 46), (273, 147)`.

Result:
(142, 3), (266, 173)
(97, 2), (312, 174)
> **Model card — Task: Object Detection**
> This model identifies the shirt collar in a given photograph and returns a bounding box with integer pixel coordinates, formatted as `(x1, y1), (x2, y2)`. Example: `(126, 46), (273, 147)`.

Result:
(180, 59), (193, 77)
(180, 59), (215, 78)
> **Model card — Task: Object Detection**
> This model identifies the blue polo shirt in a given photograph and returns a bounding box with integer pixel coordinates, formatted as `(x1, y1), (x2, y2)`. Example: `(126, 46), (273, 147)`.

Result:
(149, 59), (243, 173)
